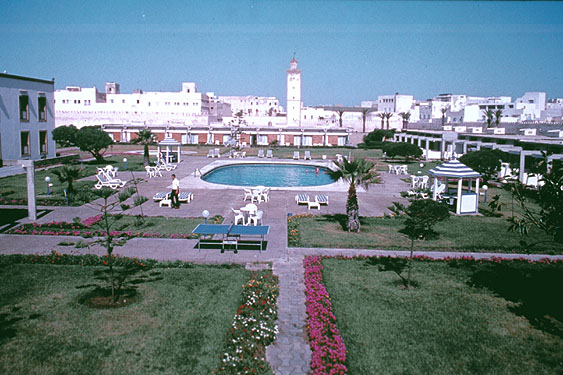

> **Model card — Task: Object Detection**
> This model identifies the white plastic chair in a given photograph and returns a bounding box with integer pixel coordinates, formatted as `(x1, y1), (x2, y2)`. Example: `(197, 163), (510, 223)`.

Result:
(304, 151), (311, 160)
(258, 149), (265, 158)
(293, 151), (299, 160)
(243, 188), (254, 201)
(249, 210), (263, 226)
(231, 208), (245, 225)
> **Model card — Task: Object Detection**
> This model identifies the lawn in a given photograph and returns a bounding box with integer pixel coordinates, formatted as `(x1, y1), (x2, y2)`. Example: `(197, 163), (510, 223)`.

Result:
(0, 262), (249, 374)
(321, 257), (563, 375)
(291, 214), (561, 254)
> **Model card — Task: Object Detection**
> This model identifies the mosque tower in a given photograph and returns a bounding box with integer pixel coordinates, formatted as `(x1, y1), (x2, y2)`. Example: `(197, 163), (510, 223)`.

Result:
(286, 57), (302, 126)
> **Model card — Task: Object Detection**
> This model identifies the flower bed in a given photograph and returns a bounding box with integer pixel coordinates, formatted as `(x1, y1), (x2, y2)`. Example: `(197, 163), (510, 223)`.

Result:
(303, 256), (348, 374)
(287, 213), (313, 247)
(6, 215), (223, 239)
(215, 272), (279, 375)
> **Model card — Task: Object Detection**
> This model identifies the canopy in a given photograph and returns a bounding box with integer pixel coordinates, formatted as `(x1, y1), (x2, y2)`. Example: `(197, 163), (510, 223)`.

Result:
(428, 159), (480, 178)
(158, 137), (181, 146)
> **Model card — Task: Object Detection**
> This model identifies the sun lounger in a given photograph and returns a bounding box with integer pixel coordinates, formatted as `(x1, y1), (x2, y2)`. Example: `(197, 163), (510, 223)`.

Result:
(214, 148), (221, 158)
(94, 173), (126, 190)
(258, 149), (265, 158)
(295, 194), (309, 205)
(207, 149), (214, 158)
(266, 150), (273, 158)
(153, 191), (170, 201)
(178, 192), (193, 203)
(315, 194), (329, 205)
(307, 197), (320, 210)
(304, 151), (311, 160)
(293, 151), (300, 160)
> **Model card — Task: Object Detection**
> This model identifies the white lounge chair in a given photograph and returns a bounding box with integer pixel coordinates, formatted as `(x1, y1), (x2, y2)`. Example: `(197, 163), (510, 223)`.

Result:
(152, 191), (170, 201)
(258, 149), (265, 158)
(145, 165), (162, 178)
(266, 150), (273, 158)
(304, 151), (311, 160)
(295, 194), (309, 205)
(94, 173), (126, 190)
(315, 194), (329, 205)
(293, 151), (300, 160)
(207, 149), (214, 158)
(214, 148), (221, 158)
(178, 192), (193, 203)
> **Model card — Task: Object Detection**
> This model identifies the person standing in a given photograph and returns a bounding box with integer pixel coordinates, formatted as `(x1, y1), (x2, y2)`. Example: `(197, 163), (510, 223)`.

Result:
(171, 174), (180, 209)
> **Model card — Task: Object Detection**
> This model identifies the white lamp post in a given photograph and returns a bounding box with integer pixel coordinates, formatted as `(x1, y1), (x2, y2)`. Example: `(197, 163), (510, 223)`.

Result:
(123, 157), (128, 170)
(482, 185), (488, 203)
(419, 162), (424, 175)
(202, 209), (210, 224)
(45, 176), (51, 195)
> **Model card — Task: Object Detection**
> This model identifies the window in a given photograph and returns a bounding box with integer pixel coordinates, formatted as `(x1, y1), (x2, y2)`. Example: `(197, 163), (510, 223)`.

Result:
(258, 135), (268, 145)
(137, 99), (140, 104)
(20, 94), (29, 121)
(303, 136), (313, 146)
(38, 96), (47, 121)
(110, 99), (114, 103)
(20, 131), (30, 156)
(338, 136), (347, 146)
(294, 135), (301, 146)
(122, 99), (125, 103)
(39, 131), (48, 154)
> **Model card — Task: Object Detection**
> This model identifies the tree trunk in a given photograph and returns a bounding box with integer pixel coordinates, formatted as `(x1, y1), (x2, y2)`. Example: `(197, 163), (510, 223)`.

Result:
(407, 237), (414, 290)
(346, 183), (360, 232)
(143, 144), (150, 166)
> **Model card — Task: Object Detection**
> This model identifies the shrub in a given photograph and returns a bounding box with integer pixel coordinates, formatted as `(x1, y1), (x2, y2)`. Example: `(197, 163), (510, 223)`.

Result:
(382, 142), (423, 161)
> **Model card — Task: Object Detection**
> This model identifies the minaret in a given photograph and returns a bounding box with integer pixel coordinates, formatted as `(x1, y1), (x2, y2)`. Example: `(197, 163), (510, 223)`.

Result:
(286, 57), (302, 126)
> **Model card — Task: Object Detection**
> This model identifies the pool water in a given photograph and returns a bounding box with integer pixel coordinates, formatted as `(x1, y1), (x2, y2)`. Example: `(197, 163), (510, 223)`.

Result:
(202, 163), (335, 187)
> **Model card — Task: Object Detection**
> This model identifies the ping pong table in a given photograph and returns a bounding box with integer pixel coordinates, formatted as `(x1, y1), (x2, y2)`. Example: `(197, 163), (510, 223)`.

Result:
(192, 224), (270, 253)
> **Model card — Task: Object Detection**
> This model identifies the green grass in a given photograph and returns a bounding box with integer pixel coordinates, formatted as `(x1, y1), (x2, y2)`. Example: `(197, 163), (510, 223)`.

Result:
(0, 263), (249, 374)
(322, 258), (563, 375)
(293, 214), (561, 254)
(99, 215), (217, 236)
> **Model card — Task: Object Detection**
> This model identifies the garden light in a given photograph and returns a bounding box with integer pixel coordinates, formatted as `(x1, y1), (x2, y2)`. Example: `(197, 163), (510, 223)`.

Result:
(482, 185), (488, 203)
(45, 176), (51, 195)
(202, 209), (210, 224)
(123, 157), (128, 170)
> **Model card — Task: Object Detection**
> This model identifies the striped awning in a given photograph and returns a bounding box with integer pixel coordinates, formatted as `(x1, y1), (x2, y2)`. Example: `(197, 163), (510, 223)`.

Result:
(159, 137), (181, 146)
(428, 159), (480, 178)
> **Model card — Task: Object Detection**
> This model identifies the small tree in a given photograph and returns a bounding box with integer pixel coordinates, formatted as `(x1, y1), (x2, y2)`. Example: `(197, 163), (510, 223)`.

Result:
(132, 129), (156, 166)
(399, 112), (411, 130)
(52, 125), (78, 148)
(377, 112), (386, 129)
(384, 112), (392, 129)
(459, 149), (508, 183)
(363, 129), (394, 148)
(382, 142), (423, 161)
(360, 108), (371, 133)
(52, 166), (81, 194)
(509, 157), (563, 246)
(74, 126), (113, 162)
(441, 107), (448, 126)
(328, 158), (381, 232)
(483, 109), (494, 128)
(337, 109), (345, 128)
(400, 199), (450, 288)
(494, 109), (503, 127)
(87, 187), (147, 303)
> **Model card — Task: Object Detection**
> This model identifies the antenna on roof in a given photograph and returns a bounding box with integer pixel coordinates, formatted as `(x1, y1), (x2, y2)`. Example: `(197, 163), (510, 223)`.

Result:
(293, 52), (296, 59)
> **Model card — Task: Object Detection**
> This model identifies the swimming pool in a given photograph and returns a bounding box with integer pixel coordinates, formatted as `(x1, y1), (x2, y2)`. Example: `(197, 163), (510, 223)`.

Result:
(202, 163), (336, 187)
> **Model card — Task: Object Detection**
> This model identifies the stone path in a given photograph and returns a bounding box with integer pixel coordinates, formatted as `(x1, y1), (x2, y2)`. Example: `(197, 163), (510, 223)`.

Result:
(266, 256), (311, 374)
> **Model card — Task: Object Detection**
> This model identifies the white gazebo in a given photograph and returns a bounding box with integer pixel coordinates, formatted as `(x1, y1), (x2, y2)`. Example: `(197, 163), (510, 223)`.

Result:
(158, 137), (181, 164)
(428, 159), (481, 215)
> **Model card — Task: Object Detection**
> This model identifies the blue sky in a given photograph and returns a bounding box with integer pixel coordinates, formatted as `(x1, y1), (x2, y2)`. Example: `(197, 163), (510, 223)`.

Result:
(1, 0), (562, 106)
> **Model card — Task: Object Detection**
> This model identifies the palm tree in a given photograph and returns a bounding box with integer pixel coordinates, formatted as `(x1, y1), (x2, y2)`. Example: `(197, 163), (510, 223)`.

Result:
(384, 112), (393, 130)
(132, 129), (156, 166)
(483, 109), (494, 128)
(337, 109), (345, 128)
(441, 107), (448, 126)
(494, 109), (503, 127)
(52, 166), (81, 194)
(360, 108), (370, 133)
(328, 158), (381, 232)
(399, 112), (411, 130)
(377, 112), (386, 129)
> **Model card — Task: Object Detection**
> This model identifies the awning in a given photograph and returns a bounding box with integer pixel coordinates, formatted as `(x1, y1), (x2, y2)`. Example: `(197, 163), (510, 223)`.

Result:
(428, 159), (480, 178)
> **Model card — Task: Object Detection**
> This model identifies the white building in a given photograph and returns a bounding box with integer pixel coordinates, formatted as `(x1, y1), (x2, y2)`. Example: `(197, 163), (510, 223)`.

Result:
(286, 58), (302, 126)
(218, 95), (281, 117)
(55, 81), (211, 128)
(0, 73), (56, 164)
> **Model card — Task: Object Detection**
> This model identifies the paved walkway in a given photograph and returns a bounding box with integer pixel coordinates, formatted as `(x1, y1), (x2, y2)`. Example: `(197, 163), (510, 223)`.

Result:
(1, 155), (562, 375)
